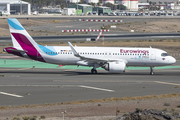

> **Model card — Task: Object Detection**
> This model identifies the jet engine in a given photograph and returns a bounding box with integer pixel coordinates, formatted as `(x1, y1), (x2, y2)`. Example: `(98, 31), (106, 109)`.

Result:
(102, 61), (126, 73)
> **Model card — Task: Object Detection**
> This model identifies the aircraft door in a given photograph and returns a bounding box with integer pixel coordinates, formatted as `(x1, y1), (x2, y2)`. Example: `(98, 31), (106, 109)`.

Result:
(150, 50), (156, 60)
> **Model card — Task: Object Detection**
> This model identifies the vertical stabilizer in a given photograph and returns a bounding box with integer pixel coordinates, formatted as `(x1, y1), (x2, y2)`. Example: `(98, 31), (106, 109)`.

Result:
(7, 18), (45, 62)
(7, 18), (37, 49)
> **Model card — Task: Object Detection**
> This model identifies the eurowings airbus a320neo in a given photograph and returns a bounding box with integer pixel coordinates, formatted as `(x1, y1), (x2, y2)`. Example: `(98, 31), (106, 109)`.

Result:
(3, 18), (176, 75)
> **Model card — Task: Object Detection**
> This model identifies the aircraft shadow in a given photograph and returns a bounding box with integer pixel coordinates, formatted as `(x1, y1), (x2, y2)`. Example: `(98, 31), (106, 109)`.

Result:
(0, 69), (179, 76)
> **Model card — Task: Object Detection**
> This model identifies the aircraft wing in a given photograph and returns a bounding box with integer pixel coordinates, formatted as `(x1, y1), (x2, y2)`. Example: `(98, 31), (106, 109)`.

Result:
(68, 42), (127, 63)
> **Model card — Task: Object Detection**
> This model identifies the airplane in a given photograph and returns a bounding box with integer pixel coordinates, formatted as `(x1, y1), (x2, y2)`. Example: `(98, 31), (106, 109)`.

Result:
(3, 18), (176, 75)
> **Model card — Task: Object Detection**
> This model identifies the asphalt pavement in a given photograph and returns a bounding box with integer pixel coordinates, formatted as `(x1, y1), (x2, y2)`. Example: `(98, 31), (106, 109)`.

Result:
(0, 62), (180, 106)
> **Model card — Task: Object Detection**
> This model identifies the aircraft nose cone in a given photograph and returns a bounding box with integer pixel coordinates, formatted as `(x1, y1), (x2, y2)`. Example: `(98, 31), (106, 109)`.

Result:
(173, 58), (176, 63)
(171, 57), (176, 64)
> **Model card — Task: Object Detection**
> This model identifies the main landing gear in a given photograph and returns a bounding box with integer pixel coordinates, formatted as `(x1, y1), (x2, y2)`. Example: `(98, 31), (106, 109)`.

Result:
(91, 68), (97, 74)
(150, 67), (154, 75)
(91, 64), (99, 74)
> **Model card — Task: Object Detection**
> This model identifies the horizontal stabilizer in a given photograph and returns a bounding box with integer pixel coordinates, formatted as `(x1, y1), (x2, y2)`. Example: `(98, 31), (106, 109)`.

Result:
(4, 48), (27, 53)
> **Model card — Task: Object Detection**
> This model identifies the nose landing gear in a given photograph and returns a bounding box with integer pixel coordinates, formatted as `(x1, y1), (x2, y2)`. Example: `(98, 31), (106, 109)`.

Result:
(91, 68), (97, 74)
(150, 67), (154, 75)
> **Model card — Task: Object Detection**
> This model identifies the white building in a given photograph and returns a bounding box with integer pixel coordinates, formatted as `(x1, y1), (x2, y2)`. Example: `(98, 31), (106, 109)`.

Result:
(62, 8), (76, 15)
(167, 3), (180, 10)
(138, 3), (149, 9)
(103, 0), (114, 5)
(66, 0), (80, 3)
(119, 0), (138, 11)
(0, 0), (31, 15)
(86, 0), (99, 4)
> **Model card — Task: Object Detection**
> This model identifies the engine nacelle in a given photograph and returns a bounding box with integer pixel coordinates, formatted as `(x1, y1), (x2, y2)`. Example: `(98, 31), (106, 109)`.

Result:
(103, 62), (126, 73)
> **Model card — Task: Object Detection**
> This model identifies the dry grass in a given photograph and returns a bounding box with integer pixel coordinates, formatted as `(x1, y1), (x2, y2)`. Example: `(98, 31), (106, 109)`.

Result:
(0, 19), (72, 36)
(110, 19), (180, 33)
(1, 18), (180, 36)
(1, 93), (180, 110)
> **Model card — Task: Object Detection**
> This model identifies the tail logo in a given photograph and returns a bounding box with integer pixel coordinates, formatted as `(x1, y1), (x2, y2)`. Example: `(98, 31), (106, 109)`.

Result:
(8, 18), (24, 30)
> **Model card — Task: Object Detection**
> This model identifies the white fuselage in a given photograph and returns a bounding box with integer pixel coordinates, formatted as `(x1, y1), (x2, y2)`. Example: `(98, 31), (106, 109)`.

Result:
(38, 46), (176, 67)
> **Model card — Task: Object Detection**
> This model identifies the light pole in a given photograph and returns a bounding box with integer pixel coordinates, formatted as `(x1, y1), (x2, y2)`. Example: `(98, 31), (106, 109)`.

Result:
(20, 0), (22, 15)
(61, 110), (67, 120)
(77, 0), (78, 15)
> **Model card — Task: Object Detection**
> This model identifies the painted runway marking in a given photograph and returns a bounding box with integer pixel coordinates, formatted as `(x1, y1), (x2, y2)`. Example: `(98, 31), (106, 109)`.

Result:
(0, 85), (115, 92)
(78, 85), (115, 92)
(0, 92), (23, 98)
(155, 81), (180, 86)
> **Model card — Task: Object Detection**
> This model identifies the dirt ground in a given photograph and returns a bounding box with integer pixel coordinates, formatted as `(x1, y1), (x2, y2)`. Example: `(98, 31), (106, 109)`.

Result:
(1, 96), (180, 120)
(109, 19), (180, 33)
(1, 18), (180, 36)
(0, 19), (72, 36)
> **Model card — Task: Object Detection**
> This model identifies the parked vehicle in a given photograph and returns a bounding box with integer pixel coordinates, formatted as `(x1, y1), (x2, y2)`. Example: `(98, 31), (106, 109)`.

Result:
(109, 12), (116, 16)
(92, 12), (98, 15)
(0, 11), (10, 16)
(32, 11), (39, 15)
(103, 12), (109, 16)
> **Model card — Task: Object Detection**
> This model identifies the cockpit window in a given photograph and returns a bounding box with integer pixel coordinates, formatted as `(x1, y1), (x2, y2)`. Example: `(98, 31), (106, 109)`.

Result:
(161, 53), (169, 57)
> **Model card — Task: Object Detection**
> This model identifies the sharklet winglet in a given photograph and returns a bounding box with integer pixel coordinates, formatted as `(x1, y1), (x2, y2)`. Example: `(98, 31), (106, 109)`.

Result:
(68, 42), (79, 57)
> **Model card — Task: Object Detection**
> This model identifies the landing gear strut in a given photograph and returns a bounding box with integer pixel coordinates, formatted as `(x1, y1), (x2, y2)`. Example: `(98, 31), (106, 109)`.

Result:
(91, 68), (97, 74)
(150, 67), (154, 75)
(91, 64), (99, 74)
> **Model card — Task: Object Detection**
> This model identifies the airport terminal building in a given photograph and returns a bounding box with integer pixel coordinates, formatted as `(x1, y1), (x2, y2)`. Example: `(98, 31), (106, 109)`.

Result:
(0, 0), (31, 15)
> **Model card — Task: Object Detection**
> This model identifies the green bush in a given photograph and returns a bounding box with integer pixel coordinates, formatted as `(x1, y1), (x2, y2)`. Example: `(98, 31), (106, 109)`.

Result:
(164, 103), (170, 106)
(22, 116), (29, 120)
(29, 116), (37, 120)
(13, 117), (20, 120)
(40, 115), (45, 119)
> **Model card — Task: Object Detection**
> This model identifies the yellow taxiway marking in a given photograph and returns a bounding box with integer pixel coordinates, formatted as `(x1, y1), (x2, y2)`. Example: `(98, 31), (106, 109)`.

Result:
(155, 81), (180, 86)
(64, 69), (75, 71)
(17, 68), (31, 70)
(0, 68), (30, 71)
